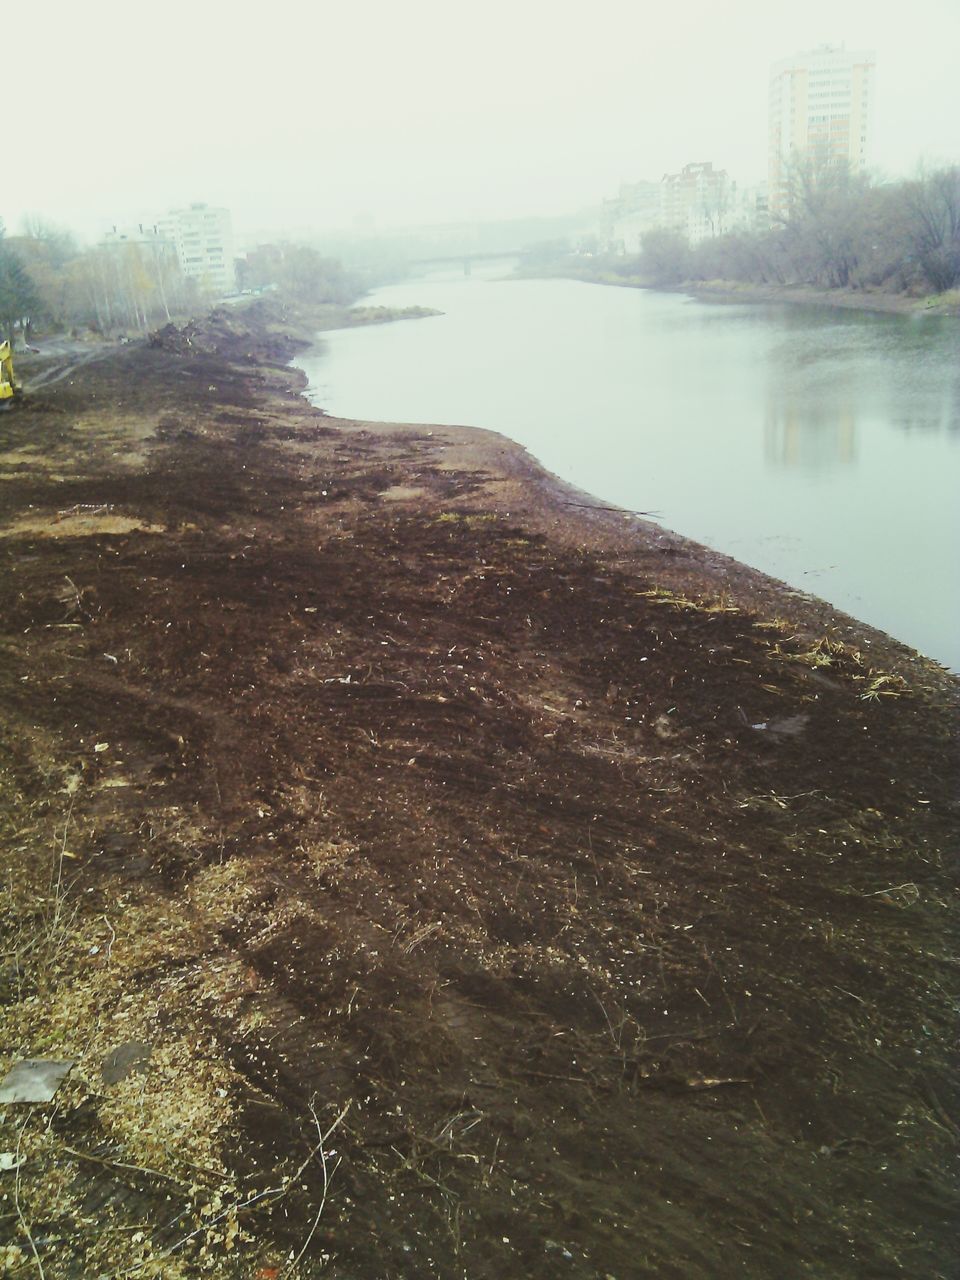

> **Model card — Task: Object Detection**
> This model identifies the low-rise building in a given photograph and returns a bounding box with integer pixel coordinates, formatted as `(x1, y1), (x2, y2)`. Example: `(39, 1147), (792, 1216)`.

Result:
(728, 183), (770, 235)
(601, 167), (767, 254)
(660, 162), (734, 245)
(602, 180), (662, 254)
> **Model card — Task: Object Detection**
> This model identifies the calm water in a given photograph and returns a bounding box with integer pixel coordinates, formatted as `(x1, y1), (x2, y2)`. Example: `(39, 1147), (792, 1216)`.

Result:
(298, 271), (960, 672)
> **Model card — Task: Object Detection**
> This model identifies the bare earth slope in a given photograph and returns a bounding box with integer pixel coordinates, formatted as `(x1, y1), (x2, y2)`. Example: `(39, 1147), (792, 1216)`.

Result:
(1, 303), (957, 1278)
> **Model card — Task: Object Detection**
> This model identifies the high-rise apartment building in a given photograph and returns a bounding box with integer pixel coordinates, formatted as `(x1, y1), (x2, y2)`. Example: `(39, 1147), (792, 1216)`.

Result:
(156, 203), (236, 296)
(768, 46), (875, 215)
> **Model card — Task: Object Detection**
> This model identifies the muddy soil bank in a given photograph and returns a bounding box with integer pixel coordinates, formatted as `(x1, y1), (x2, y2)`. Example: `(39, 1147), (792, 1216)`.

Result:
(0, 299), (957, 1278)
(674, 279), (960, 317)
(529, 265), (960, 317)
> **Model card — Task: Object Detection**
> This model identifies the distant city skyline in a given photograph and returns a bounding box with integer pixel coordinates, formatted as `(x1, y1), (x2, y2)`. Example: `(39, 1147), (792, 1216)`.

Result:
(3, 1), (958, 242)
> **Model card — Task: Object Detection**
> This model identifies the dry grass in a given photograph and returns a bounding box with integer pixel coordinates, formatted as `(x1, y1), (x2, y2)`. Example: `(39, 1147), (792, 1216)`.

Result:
(0, 769), (254, 1276)
(636, 587), (739, 614)
(764, 633), (908, 700)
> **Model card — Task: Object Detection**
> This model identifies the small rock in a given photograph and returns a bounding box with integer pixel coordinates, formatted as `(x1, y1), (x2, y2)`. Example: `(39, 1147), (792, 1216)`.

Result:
(102, 1041), (152, 1086)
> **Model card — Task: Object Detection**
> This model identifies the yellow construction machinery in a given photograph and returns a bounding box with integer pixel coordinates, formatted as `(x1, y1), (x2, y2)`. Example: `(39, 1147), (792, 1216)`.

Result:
(0, 340), (21, 406)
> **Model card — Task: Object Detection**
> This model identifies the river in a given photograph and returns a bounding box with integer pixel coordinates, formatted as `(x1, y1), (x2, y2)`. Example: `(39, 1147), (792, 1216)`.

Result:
(297, 269), (960, 672)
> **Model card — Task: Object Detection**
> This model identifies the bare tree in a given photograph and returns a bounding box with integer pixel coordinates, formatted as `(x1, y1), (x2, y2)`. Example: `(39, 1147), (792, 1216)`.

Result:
(899, 167), (960, 293)
(0, 249), (41, 345)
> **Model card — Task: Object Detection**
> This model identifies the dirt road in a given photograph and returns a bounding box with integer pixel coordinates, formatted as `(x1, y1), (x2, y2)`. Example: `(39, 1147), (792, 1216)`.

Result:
(1, 301), (957, 1278)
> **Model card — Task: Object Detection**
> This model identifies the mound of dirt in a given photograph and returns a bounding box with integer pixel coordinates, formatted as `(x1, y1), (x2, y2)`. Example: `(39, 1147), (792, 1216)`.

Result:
(0, 304), (957, 1279)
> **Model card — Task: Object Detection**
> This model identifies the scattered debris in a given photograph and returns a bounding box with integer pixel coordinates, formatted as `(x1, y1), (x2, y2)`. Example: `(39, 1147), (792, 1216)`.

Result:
(56, 502), (115, 521)
(0, 1059), (75, 1104)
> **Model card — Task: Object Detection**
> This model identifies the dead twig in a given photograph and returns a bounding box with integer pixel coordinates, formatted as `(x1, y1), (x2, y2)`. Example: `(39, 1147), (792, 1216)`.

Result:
(921, 1081), (960, 1141)
(283, 1100), (351, 1274)
(49, 788), (78, 937)
(562, 502), (661, 518)
(106, 1102), (352, 1279)
(862, 881), (920, 903)
(14, 1117), (45, 1279)
(401, 920), (442, 954)
(61, 1145), (208, 1189)
(637, 1074), (753, 1092)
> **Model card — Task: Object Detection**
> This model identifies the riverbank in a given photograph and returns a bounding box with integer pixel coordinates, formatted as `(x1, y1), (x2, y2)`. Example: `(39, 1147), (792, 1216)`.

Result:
(522, 260), (960, 316)
(293, 300), (443, 330)
(1, 298), (957, 1278)
(677, 278), (960, 316)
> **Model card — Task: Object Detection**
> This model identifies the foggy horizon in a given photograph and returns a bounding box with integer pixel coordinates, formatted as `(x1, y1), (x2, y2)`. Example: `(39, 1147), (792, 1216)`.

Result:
(6, 0), (959, 244)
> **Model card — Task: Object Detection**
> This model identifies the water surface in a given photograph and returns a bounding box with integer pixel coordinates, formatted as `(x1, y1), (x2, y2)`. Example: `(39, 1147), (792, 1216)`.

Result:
(298, 272), (960, 671)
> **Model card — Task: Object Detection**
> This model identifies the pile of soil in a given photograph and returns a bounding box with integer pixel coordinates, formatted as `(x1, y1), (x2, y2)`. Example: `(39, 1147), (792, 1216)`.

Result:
(0, 301), (957, 1278)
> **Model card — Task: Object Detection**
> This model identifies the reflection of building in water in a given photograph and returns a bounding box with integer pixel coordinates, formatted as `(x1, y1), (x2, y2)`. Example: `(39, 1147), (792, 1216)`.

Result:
(765, 404), (857, 471)
(894, 383), (959, 435)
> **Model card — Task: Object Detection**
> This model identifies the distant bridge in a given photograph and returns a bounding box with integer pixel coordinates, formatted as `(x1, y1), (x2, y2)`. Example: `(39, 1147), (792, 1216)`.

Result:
(407, 251), (523, 276)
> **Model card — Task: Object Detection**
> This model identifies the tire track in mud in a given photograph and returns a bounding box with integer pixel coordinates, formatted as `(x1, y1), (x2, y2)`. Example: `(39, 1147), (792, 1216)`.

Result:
(26, 345), (119, 392)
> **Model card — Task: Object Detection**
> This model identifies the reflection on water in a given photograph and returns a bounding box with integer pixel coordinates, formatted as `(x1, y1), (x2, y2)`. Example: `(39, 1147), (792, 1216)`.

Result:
(298, 275), (960, 671)
(765, 405), (856, 471)
(763, 321), (864, 472)
(894, 379), (959, 435)
(763, 305), (960, 451)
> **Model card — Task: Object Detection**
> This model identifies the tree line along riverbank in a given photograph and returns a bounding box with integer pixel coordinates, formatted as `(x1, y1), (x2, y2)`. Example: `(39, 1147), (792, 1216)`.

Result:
(522, 164), (960, 316)
(0, 299), (957, 1278)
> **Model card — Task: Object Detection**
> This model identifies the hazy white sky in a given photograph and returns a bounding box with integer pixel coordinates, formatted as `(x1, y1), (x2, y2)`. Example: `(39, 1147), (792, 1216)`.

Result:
(5, 0), (959, 240)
